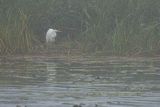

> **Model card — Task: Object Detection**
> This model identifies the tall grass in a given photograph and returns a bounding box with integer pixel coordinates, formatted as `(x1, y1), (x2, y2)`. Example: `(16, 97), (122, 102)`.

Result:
(79, 0), (160, 55)
(0, 0), (160, 55)
(0, 9), (33, 55)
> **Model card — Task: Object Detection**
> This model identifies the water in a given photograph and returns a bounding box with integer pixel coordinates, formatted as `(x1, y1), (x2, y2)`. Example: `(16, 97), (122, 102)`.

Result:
(0, 56), (160, 107)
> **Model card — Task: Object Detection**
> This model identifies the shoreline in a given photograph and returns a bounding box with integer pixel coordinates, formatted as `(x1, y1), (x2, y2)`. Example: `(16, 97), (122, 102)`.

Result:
(1, 52), (160, 63)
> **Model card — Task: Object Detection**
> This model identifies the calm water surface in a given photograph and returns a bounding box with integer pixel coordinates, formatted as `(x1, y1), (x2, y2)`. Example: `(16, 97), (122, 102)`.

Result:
(0, 56), (160, 107)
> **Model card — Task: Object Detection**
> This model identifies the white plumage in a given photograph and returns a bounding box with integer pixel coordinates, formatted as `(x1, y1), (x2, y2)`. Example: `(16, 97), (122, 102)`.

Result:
(46, 28), (60, 43)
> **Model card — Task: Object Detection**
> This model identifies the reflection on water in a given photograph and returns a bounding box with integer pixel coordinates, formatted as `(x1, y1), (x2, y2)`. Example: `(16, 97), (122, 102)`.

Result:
(0, 57), (160, 107)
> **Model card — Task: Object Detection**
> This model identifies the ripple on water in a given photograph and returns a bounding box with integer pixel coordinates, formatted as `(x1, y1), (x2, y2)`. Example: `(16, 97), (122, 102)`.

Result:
(0, 57), (160, 107)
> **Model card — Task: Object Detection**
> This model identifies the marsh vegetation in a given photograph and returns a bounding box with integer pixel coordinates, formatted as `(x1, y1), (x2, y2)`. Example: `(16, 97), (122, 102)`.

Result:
(0, 0), (160, 55)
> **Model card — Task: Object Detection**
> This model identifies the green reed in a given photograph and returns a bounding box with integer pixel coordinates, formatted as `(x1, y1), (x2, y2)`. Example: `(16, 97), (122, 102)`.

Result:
(0, 9), (33, 55)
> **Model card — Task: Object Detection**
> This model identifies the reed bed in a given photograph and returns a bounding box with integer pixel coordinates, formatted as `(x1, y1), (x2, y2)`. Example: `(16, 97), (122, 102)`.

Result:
(0, 9), (33, 55)
(0, 0), (160, 55)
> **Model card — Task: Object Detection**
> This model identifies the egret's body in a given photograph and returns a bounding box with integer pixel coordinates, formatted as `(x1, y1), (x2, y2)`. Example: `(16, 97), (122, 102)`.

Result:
(46, 28), (60, 50)
(46, 28), (58, 43)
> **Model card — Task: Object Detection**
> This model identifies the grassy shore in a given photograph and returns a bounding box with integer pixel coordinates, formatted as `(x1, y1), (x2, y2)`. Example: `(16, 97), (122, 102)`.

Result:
(0, 0), (160, 56)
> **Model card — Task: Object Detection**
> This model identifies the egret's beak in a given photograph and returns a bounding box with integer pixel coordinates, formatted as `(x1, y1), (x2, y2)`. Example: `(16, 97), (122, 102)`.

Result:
(57, 30), (61, 32)
(55, 29), (61, 32)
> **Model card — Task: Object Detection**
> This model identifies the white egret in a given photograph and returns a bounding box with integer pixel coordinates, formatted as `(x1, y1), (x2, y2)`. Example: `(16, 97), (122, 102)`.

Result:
(46, 28), (60, 43)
